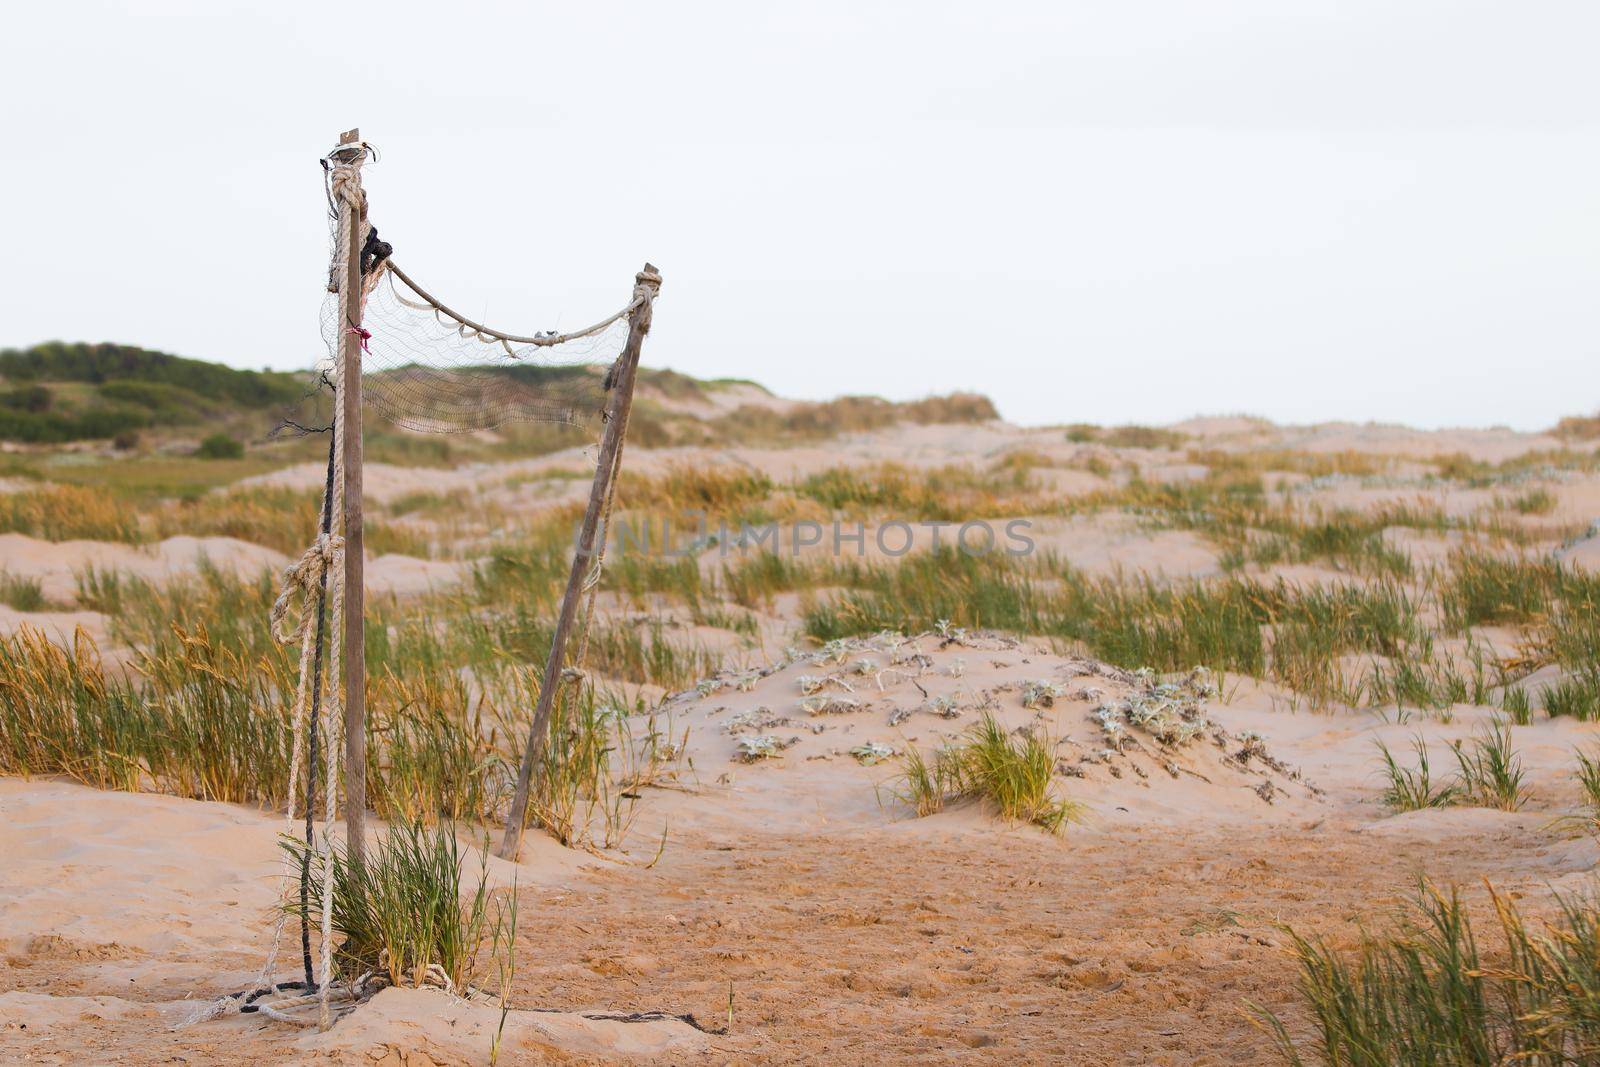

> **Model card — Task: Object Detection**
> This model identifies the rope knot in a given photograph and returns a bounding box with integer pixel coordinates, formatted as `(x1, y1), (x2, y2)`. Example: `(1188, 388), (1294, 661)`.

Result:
(269, 534), (346, 644)
(630, 264), (661, 333)
(329, 163), (367, 216)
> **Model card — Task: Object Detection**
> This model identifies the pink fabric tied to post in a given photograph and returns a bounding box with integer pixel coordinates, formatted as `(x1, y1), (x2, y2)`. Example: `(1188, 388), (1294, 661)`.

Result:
(346, 325), (372, 353)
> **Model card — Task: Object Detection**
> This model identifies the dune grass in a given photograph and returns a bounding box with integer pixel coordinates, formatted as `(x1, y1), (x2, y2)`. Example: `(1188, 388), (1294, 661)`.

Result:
(1375, 736), (1456, 812)
(524, 689), (686, 848)
(705, 392), (997, 446)
(2, 427), (1589, 854)
(1451, 719), (1528, 811)
(617, 463), (775, 515)
(0, 608), (683, 849)
(1439, 552), (1576, 630)
(794, 462), (1039, 521)
(890, 712), (1079, 833)
(963, 713), (1080, 832)
(1255, 882), (1600, 1064)
(1540, 674), (1600, 722)
(1205, 501), (1455, 579)
(147, 487), (321, 554)
(606, 554), (705, 612)
(802, 547), (1446, 706)
(1574, 748), (1600, 826)
(1064, 423), (1188, 450)
(0, 483), (140, 541)
(1501, 686), (1533, 725)
(287, 818), (493, 990)
(1431, 446), (1600, 483)
(491, 607), (721, 692)
(1505, 487), (1558, 515)
(0, 571), (49, 611)
(1267, 581), (1425, 701)
(367, 668), (508, 825)
(1187, 447), (1392, 479)
(1363, 649), (1481, 714)
(82, 560), (285, 661)
(82, 548), (719, 703)
(790, 531), (1590, 714)
(0, 475), (433, 561)
(459, 461), (1589, 717)
(0, 624), (293, 803)
(1374, 721), (1526, 814)
(720, 550), (837, 611)
(892, 744), (964, 817)
(1527, 594), (1600, 722)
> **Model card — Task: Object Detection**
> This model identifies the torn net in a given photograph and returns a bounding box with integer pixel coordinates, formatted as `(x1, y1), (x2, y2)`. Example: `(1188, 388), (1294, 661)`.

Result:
(318, 262), (631, 434)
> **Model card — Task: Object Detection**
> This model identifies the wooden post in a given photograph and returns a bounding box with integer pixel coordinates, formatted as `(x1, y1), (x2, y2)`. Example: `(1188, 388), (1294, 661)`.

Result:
(332, 128), (368, 862)
(498, 264), (661, 860)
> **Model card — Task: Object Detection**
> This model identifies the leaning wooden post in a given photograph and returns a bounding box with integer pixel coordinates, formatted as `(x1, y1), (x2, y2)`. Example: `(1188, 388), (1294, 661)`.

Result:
(330, 128), (369, 862)
(498, 263), (661, 860)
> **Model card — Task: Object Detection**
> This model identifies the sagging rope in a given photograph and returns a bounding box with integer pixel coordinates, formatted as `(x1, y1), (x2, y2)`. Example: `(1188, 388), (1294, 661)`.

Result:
(384, 260), (644, 351)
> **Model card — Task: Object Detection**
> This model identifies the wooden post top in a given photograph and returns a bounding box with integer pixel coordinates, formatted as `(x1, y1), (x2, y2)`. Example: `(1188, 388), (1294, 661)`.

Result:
(329, 129), (367, 165)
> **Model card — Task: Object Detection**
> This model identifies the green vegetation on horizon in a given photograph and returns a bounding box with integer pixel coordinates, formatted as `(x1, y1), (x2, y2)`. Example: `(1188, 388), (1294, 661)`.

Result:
(0, 341), (304, 443)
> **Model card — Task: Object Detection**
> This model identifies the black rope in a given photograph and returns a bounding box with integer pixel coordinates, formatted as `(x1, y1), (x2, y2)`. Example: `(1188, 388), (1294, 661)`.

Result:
(299, 428), (338, 988)
(360, 226), (393, 275)
(236, 979), (317, 1013)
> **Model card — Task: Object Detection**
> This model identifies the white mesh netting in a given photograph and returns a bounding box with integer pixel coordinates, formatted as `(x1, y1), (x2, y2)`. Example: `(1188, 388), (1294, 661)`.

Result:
(318, 261), (633, 434)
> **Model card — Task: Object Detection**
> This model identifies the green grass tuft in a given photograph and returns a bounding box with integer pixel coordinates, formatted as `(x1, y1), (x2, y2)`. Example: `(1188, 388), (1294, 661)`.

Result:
(0, 572), (48, 611)
(1254, 882), (1600, 1064)
(287, 819), (492, 990)
(891, 712), (1079, 833)
(1375, 736), (1456, 812)
(1451, 718), (1528, 812)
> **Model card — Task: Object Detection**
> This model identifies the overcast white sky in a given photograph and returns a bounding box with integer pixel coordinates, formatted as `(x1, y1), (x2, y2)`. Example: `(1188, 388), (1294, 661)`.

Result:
(2, 2), (1595, 429)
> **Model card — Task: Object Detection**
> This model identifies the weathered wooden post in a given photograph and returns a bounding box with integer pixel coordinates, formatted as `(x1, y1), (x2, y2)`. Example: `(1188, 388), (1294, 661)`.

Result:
(498, 263), (661, 860)
(329, 128), (368, 861)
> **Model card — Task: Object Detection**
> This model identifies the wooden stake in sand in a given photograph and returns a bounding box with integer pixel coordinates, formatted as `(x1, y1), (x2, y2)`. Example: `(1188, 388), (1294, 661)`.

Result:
(332, 127), (368, 862)
(242, 134), (654, 1028)
(497, 264), (661, 860)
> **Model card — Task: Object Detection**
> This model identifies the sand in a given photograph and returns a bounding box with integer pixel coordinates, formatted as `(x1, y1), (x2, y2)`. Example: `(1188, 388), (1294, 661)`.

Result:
(0, 778), (695, 1064)
(6, 631), (1600, 1063)
(5, 413), (1600, 1063)
(365, 554), (472, 597)
(0, 532), (287, 605)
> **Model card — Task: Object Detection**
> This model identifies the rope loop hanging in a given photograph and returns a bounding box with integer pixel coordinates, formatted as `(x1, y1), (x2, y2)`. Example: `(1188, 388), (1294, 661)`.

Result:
(270, 533), (345, 644)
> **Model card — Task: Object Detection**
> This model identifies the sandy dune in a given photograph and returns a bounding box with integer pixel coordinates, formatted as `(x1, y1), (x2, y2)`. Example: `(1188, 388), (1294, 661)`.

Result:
(5, 631), (1599, 1062)
(0, 778), (694, 1064)
(0, 533), (287, 605)
(4, 413), (1599, 1062)
(0, 604), (111, 644)
(365, 553), (473, 597)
